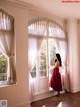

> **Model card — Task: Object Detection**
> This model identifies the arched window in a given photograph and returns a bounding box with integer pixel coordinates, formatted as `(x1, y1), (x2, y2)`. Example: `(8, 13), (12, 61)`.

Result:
(0, 8), (16, 86)
(28, 18), (67, 96)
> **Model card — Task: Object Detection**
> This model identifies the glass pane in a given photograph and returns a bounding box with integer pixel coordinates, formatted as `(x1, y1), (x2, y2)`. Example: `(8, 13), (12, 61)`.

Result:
(39, 40), (47, 77)
(28, 21), (47, 36)
(0, 53), (7, 81)
(31, 64), (36, 78)
(59, 41), (67, 74)
(49, 26), (65, 38)
(48, 39), (56, 66)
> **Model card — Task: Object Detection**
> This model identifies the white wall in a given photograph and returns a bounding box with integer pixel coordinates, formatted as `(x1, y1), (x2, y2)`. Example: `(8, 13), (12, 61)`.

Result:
(67, 18), (80, 93)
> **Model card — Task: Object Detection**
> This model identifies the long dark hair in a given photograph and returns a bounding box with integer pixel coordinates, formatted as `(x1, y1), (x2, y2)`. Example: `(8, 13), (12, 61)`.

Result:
(56, 53), (62, 66)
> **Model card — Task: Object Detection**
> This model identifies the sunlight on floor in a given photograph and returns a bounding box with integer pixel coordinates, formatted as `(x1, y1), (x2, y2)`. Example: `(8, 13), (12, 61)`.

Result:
(42, 105), (45, 107)
(42, 102), (63, 107)
(57, 102), (62, 107)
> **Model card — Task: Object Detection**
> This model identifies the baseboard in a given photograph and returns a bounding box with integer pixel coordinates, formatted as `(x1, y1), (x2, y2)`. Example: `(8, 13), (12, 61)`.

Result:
(71, 87), (80, 93)
(32, 90), (54, 102)
(32, 90), (66, 102)
(9, 101), (31, 107)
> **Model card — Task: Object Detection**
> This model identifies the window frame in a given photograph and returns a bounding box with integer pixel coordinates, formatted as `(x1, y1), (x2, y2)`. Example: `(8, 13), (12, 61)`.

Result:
(30, 35), (57, 78)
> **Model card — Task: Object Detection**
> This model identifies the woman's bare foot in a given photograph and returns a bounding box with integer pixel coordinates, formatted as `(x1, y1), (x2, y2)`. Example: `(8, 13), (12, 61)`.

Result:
(55, 92), (60, 96)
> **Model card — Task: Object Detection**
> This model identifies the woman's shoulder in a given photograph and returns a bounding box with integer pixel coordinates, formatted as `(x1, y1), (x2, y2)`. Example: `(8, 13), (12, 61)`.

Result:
(54, 61), (60, 68)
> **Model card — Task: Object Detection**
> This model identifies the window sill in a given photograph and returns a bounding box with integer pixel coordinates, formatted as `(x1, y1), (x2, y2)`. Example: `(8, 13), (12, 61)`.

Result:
(0, 81), (16, 88)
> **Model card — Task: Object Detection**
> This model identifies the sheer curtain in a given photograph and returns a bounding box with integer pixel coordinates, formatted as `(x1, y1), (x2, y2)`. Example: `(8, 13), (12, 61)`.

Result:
(0, 9), (16, 84)
(28, 20), (46, 99)
(28, 18), (68, 100)
(59, 41), (69, 91)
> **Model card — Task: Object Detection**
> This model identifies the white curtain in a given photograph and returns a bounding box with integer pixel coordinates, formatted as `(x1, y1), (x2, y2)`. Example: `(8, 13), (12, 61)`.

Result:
(0, 9), (16, 84)
(59, 41), (69, 91)
(28, 37), (38, 99)
(28, 20), (46, 99)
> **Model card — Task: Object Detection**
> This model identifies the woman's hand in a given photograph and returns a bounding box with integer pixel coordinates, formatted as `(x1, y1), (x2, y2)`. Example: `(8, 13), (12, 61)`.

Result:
(47, 66), (53, 70)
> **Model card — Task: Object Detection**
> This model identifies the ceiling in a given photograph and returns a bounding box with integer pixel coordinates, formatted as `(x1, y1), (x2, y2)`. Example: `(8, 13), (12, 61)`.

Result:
(12, 0), (80, 18)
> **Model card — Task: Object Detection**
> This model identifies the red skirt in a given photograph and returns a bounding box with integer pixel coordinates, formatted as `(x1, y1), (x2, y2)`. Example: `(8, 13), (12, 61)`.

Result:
(50, 67), (62, 92)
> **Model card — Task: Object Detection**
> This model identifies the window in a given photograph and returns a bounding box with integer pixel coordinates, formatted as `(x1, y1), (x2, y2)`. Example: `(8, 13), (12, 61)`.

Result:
(30, 39), (56, 78)
(28, 18), (67, 79)
(0, 8), (16, 85)
(28, 19), (66, 78)
(0, 52), (7, 82)
(39, 40), (47, 77)
(28, 18), (67, 95)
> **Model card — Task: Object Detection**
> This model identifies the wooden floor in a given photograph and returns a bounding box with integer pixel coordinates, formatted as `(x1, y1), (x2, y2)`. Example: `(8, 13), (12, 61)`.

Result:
(31, 92), (80, 107)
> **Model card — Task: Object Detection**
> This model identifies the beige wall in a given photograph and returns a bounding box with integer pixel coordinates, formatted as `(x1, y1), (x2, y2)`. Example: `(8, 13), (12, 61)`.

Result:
(28, 9), (65, 29)
(0, 2), (30, 107)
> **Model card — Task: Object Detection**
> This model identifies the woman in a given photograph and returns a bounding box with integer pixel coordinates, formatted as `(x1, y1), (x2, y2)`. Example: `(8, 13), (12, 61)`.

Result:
(49, 53), (62, 96)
